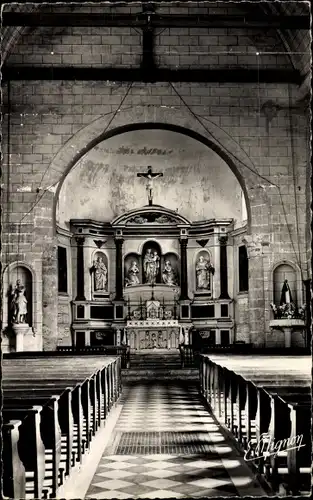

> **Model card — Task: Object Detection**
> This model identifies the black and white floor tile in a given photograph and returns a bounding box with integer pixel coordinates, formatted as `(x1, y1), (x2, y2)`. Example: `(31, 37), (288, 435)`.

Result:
(85, 383), (267, 498)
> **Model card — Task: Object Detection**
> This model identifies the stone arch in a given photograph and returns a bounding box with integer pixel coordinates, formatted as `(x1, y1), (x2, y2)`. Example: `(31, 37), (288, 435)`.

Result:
(48, 106), (271, 232)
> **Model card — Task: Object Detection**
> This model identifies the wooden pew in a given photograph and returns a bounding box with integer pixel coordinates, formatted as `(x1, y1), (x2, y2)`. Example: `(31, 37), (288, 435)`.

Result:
(286, 400), (311, 494)
(2, 420), (26, 499)
(2, 356), (121, 498)
(3, 406), (46, 499)
(200, 355), (311, 496)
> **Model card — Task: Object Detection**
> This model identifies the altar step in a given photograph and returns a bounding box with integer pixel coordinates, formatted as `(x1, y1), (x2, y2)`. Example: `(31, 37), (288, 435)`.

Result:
(122, 350), (199, 381)
(122, 368), (199, 381)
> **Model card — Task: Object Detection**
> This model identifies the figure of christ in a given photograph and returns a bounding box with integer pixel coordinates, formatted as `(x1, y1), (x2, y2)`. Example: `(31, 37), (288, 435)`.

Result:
(137, 166), (163, 206)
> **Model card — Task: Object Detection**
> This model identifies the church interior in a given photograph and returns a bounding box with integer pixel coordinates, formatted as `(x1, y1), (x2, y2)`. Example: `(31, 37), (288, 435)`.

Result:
(1, 1), (312, 498)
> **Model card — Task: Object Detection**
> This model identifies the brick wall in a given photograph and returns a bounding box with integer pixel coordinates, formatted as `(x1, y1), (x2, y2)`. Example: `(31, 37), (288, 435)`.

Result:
(2, 4), (310, 349)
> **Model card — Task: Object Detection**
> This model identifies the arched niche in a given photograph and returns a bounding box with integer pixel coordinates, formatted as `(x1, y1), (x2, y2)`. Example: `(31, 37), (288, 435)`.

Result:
(2, 263), (33, 327)
(195, 250), (213, 292)
(142, 241), (162, 284)
(124, 253), (142, 287)
(91, 251), (109, 295)
(162, 252), (180, 286)
(273, 263), (298, 306)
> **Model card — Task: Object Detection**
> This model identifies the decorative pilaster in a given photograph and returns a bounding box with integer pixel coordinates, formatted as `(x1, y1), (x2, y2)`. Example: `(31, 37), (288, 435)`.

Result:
(75, 236), (86, 301)
(179, 237), (189, 300)
(114, 236), (124, 301)
(219, 234), (230, 299)
(115, 328), (121, 346)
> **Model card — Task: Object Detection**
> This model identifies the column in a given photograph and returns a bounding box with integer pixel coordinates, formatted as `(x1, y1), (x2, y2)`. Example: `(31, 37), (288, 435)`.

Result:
(114, 236), (124, 300)
(219, 234), (230, 299)
(75, 236), (86, 301)
(179, 237), (189, 300)
(243, 235), (266, 347)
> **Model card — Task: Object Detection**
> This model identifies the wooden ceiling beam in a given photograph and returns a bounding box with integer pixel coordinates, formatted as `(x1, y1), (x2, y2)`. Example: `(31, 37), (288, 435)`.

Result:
(2, 13), (310, 30)
(2, 66), (302, 84)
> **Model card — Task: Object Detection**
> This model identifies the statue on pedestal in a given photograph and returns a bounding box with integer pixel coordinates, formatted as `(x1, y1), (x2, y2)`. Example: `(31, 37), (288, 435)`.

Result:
(196, 255), (214, 290)
(10, 279), (28, 324)
(143, 248), (160, 284)
(92, 256), (108, 291)
(125, 261), (140, 287)
(162, 260), (178, 286)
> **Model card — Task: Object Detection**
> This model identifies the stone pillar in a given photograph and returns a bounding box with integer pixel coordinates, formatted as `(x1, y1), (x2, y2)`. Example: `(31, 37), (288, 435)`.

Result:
(179, 237), (189, 300)
(42, 243), (58, 350)
(243, 235), (268, 347)
(212, 231), (220, 298)
(114, 236), (124, 301)
(75, 237), (86, 301)
(219, 234), (230, 299)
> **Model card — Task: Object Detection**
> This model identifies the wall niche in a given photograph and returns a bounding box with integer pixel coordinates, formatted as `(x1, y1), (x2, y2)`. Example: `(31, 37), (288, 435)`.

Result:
(273, 263), (297, 305)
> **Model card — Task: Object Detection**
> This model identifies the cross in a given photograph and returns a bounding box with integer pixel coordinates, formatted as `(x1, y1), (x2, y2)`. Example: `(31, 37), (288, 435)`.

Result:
(137, 166), (163, 206)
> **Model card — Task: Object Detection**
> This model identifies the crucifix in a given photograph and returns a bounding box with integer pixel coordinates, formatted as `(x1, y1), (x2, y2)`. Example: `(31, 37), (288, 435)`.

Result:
(137, 166), (163, 206)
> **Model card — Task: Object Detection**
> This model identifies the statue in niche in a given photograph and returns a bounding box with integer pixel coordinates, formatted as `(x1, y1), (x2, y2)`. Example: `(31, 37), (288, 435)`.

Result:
(92, 256), (108, 291)
(196, 255), (214, 290)
(280, 279), (292, 305)
(162, 260), (178, 286)
(125, 261), (140, 287)
(143, 248), (160, 284)
(10, 279), (28, 324)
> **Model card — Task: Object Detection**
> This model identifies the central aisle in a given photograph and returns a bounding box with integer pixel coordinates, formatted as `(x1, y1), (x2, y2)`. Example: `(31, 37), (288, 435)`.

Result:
(85, 382), (268, 498)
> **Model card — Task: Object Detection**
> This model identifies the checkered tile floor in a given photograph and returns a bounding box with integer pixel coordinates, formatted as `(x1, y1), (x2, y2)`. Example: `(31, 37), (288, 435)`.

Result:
(85, 382), (267, 498)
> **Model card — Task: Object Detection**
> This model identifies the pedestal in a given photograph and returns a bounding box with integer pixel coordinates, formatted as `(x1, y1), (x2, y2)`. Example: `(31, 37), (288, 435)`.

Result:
(12, 323), (35, 352)
(284, 327), (292, 348)
(269, 319), (305, 348)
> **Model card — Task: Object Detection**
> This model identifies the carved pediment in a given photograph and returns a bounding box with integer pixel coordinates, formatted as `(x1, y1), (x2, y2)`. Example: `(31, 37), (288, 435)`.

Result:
(112, 205), (191, 228)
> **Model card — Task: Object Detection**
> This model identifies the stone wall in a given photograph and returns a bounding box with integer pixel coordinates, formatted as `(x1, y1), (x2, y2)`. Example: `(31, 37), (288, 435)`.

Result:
(2, 4), (310, 349)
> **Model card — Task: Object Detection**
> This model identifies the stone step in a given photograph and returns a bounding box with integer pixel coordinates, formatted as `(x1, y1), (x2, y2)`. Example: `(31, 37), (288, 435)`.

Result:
(122, 368), (199, 381)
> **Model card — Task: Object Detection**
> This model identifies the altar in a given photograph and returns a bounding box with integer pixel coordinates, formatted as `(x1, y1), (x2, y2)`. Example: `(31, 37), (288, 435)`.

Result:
(125, 298), (183, 349)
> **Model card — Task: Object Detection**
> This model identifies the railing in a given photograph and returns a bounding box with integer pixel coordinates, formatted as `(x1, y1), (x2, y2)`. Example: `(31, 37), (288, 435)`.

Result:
(179, 345), (200, 368)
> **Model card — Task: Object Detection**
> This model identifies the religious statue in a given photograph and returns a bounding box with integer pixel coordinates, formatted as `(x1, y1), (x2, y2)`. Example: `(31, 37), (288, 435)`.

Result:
(10, 279), (28, 324)
(196, 255), (214, 290)
(125, 261), (140, 287)
(162, 260), (178, 286)
(143, 248), (160, 284)
(137, 166), (163, 206)
(280, 279), (292, 305)
(92, 256), (108, 291)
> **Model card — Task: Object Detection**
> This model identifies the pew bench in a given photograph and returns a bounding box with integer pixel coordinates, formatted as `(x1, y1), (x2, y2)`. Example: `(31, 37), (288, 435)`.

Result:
(2, 355), (122, 499)
(199, 355), (311, 495)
